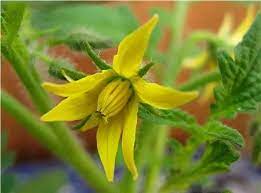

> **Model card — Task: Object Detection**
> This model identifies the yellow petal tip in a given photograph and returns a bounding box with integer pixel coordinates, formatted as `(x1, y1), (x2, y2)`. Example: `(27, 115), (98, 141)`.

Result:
(153, 14), (159, 20)
(132, 173), (138, 180)
(151, 14), (159, 25)
(40, 114), (51, 122)
(189, 91), (199, 100)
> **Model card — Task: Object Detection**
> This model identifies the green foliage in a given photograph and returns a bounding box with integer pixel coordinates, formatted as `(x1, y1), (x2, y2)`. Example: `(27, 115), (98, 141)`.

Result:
(142, 103), (244, 191)
(138, 104), (198, 134)
(203, 121), (244, 148)
(31, 3), (138, 49)
(161, 140), (240, 192)
(212, 13), (261, 118)
(1, 2), (26, 44)
(195, 141), (239, 174)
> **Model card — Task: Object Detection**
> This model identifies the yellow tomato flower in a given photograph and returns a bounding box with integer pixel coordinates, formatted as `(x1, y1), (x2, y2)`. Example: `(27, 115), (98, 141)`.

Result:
(182, 6), (254, 103)
(40, 15), (198, 182)
(183, 5), (255, 70)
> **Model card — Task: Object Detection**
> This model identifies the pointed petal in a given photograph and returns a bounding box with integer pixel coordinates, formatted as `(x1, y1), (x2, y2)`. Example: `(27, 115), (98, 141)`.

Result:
(113, 15), (158, 78)
(97, 115), (122, 182)
(122, 96), (139, 180)
(133, 78), (199, 109)
(41, 85), (102, 121)
(231, 5), (255, 45)
(218, 13), (233, 36)
(42, 70), (114, 97)
(182, 51), (209, 70)
(199, 82), (217, 104)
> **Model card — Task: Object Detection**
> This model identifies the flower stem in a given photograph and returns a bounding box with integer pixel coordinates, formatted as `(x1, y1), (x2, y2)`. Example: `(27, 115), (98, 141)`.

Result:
(143, 126), (169, 193)
(1, 91), (117, 193)
(1, 91), (62, 155)
(1, 43), (52, 113)
(179, 70), (220, 91)
(164, 1), (189, 86)
(143, 2), (189, 193)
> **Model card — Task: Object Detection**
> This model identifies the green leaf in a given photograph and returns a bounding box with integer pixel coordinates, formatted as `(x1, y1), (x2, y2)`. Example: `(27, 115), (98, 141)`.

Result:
(212, 13), (261, 118)
(1, 2), (26, 44)
(203, 121), (244, 149)
(138, 104), (199, 134)
(161, 141), (239, 192)
(31, 4), (138, 49)
(197, 141), (239, 172)
(14, 170), (67, 193)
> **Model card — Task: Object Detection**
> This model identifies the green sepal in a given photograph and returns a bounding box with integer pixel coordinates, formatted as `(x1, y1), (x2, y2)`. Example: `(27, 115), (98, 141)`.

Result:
(35, 52), (86, 81)
(72, 115), (91, 130)
(138, 62), (155, 77)
(80, 42), (111, 70)
(48, 59), (86, 81)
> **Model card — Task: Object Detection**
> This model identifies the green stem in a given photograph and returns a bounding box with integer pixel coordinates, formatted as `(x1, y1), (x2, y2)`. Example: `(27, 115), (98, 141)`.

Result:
(1, 91), (62, 156)
(1, 91), (117, 193)
(179, 70), (220, 91)
(1, 43), (52, 113)
(143, 126), (169, 193)
(164, 1), (189, 86)
(143, 2), (189, 192)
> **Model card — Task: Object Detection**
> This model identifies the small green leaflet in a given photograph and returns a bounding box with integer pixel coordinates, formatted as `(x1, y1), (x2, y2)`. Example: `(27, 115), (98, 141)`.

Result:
(161, 140), (240, 192)
(203, 121), (244, 149)
(139, 104), (244, 149)
(211, 13), (261, 118)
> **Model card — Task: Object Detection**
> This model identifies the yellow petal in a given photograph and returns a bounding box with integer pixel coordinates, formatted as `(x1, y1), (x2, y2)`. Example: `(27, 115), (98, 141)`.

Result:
(41, 84), (102, 121)
(122, 96), (139, 180)
(97, 115), (122, 182)
(218, 13), (233, 37)
(133, 78), (198, 109)
(113, 15), (158, 78)
(42, 70), (114, 97)
(182, 51), (209, 70)
(231, 5), (255, 45)
(199, 82), (217, 104)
